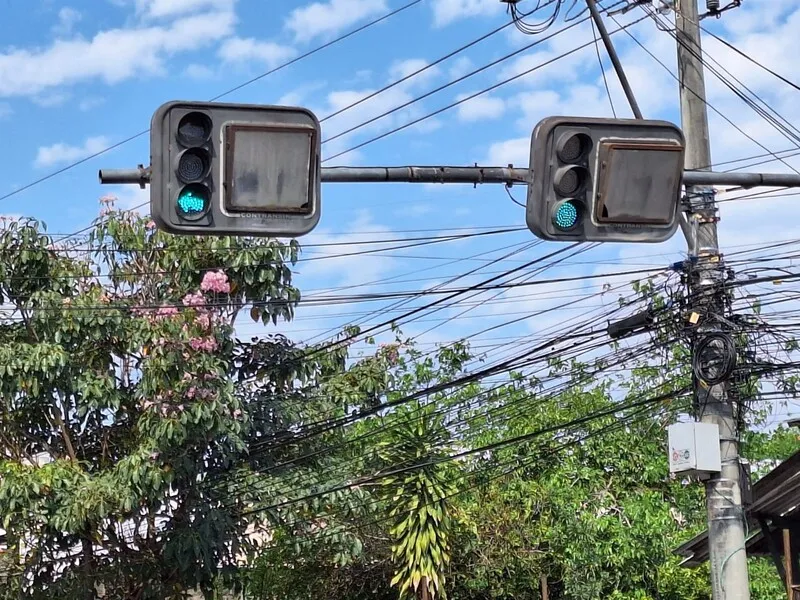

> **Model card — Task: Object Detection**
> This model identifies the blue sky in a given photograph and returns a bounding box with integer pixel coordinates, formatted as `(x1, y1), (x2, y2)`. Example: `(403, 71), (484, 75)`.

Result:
(2, 0), (800, 421)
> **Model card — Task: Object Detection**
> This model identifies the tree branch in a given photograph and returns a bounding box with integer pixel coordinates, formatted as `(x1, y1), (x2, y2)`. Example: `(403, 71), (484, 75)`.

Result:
(52, 403), (77, 461)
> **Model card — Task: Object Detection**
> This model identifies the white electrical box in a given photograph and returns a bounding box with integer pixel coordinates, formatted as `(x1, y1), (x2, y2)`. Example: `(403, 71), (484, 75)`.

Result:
(667, 422), (722, 476)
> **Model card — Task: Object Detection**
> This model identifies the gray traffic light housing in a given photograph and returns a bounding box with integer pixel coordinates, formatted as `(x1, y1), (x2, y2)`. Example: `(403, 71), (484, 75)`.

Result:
(527, 116), (685, 243)
(150, 100), (321, 237)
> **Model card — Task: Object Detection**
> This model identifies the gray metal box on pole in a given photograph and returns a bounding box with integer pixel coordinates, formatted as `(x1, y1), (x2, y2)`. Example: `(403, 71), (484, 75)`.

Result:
(149, 100), (322, 237)
(527, 116), (686, 243)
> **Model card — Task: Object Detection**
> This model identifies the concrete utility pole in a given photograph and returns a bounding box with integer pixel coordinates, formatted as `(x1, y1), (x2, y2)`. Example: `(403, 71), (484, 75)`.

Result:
(676, 1), (750, 598)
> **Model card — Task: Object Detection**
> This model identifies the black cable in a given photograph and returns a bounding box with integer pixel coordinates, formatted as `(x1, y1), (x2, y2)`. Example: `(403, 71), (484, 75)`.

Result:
(213, 281), (678, 494)
(0, 0), (424, 205)
(693, 332), (737, 386)
(240, 382), (689, 516)
(591, 17), (617, 117)
(702, 25), (800, 94)
(504, 185), (526, 208)
(641, 6), (800, 168)
(617, 9), (800, 176)
(320, 7), (602, 147)
(324, 11), (646, 162)
(2, 262), (667, 314)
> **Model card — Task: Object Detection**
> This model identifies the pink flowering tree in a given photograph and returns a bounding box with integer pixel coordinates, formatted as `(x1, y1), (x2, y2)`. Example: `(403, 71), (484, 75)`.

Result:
(0, 198), (363, 598)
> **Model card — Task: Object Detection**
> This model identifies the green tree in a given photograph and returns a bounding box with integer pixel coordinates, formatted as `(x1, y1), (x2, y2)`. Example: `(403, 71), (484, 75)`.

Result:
(379, 400), (455, 600)
(0, 199), (348, 598)
(241, 310), (793, 600)
(243, 339), (471, 600)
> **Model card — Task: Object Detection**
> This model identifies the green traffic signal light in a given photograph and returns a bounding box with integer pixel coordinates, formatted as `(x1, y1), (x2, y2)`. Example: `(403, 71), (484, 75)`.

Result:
(553, 199), (582, 231)
(176, 184), (210, 220)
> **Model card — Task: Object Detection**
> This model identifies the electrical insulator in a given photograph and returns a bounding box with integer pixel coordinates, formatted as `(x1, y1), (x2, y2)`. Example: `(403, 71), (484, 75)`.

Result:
(707, 0), (720, 12)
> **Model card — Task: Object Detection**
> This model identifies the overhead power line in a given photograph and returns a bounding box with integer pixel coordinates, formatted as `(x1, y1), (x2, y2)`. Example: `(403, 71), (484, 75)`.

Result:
(700, 24), (800, 94)
(0, 0), (424, 204)
(324, 12), (647, 161)
(616, 8), (800, 177)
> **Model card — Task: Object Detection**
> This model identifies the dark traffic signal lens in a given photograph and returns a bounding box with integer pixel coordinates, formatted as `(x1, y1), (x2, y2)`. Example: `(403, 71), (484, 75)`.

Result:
(177, 111), (212, 146)
(176, 184), (211, 220)
(557, 132), (592, 163)
(553, 166), (588, 197)
(177, 148), (211, 183)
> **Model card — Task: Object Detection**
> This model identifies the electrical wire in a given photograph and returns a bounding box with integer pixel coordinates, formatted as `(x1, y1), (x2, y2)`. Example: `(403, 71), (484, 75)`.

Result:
(639, 5), (800, 172)
(591, 17), (617, 117)
(0, 0), (424, 204)
(700, 23), (800, 94)
(615, 8), (800, 177)
(324, 12), (646, 162)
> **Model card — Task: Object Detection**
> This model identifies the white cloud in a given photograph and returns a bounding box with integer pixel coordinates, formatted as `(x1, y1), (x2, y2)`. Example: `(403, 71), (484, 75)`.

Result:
(456, 94), (506, 122)
(33, 92), (71, 108)
(285, 0), (388, 43)
(78, 96), (105, 111)
(448, 56), (473, 80)
(482, 136), (529, 167)
(34, 136), (111, 168)
(294, 210), (400, 289)
(134, 0), (235, 19)
(398, 204), (435, 218)
(218, 37), (296, 67)
(431, 0), (504, 27)
(497, 46), (589, 90)
(277, 81), (328, 107)
(313, 81), (438, 164)
(389, 59), (440, 87)
(52, 7), (82, 36)
(184, 64), (216, 80)
(0, 9), (236, 98)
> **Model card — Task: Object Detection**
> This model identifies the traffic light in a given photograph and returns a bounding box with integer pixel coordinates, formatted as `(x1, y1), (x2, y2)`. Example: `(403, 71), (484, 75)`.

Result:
(150, 101), (321, 237)
(526, 116), (686, 243)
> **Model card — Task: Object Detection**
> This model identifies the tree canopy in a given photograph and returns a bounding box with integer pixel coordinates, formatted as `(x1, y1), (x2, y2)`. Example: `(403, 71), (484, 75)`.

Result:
(0, 200), (795, 600)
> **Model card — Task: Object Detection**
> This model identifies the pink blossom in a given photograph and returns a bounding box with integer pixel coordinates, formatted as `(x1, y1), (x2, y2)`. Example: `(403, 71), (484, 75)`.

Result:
(100, 195), (116, 206)
(232, 409), (242, 418)
(143, 400), (154, 410)
(196, 313), (212, 329)
(156, 306), (179, 319)
(200, 270), (231, 294)
(187, 387), (197, 399)
(189, 337), (218, 352)
(146, 220), (156, 230)
(182, 291), (206, 307)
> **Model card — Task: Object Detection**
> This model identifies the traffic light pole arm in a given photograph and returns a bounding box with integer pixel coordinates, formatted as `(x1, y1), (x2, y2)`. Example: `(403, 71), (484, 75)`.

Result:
(98, 166), (800, 188)
(319, 166), (529, 184)
(98, 166), (529, 186)
(99, 165), (151, 188)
